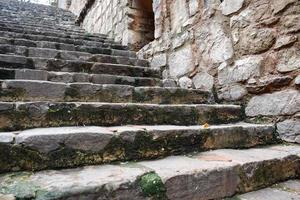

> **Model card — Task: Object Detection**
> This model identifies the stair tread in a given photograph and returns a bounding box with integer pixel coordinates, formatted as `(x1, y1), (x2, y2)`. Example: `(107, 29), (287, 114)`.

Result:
(0, 145), (299, 199)
(0, 79), (213, 104)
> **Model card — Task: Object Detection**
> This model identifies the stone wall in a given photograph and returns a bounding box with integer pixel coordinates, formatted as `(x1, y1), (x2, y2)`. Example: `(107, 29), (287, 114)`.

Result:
(138, 0), (300, 143)
(58, 0), (155, 50)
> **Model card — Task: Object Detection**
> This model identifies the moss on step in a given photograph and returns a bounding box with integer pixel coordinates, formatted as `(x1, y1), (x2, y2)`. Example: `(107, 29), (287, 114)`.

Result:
(138, 172), (166, 199)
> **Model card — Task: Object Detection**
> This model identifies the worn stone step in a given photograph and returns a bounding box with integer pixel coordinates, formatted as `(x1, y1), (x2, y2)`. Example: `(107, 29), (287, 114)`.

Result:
(0, 102), (242, 131)
(230, 180), (300, 200)
(0, 15), (75, 28)
(0, 55), (158, 78)
(0, 9), (75, 23)
(0, 18), (84, 33)
(0, 80), (212, 104)
(0, 36), (128, 51)
(0, 68), (159, 86)
(0, 145), (299, 200)
(0, 123), (276, 172)
(0, 43), (136, 59)
(0, 31), (127, 50)
(0, 25), (114, 43)
(0, 22), (109, 40)
(0, 19), (89, 34)
(0, 51), (149, 68)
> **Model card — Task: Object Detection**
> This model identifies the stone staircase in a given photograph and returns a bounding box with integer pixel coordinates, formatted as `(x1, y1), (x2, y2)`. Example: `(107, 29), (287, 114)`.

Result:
(0, 1), (299, 200)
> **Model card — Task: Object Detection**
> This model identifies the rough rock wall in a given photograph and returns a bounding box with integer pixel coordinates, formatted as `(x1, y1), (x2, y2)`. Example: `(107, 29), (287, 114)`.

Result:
(138, 0), (300, 143)
(58, 0), (155, 50)
(68, 0), (87, 16)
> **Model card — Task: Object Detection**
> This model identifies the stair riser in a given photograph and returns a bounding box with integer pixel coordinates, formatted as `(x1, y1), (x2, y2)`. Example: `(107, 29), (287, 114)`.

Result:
(0, 125), (276, 172)
(0, 81), (210, 104)
(0, 102), (242, 131)
(0, 56), (159, 78)
(0, 69), (159, 86)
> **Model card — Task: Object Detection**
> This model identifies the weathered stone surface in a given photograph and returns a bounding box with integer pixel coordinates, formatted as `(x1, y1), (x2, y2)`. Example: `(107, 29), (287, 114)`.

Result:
(178, 77), (193, 89)
(0, 80), (213, 104)
(162, 79), (177, 87)
(274, 35), (298, 50)
(277, 48), (300, 72)
(246, 89), (300, 117)
(0, 165), (150, 200)
(0, 132), (15, 143)
(15, 127), (115, 153)
(218, 56), (263, 85)
(0, 123), (276, 172)
(218, 84), (247, 101)
(246, 75), (293, 94)
(0, 102), (243, 131)
(1, 80), (66, 100)
(238, 27), (275, 55)
(277, 119), (300, 143)
(195, 21), (234, 64)
(220, 0), (244, 15)
(295, 75), (300, 85)
(150, 53), (167, 70)
(169, 44), (194, 78)
(237, 180), (300, 200)
(1, 145), (299, 200)
(192, 72), (214, 91)
(0, 194), (16, 200)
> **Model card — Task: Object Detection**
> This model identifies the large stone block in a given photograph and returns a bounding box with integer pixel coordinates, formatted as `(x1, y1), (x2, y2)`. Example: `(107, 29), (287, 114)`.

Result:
(220, 0), (244, 15)
(218, 56), (263, 85)
(277, 119), (300, 143)
(246, 89), (300, 117)
(169, 44), (194, 78)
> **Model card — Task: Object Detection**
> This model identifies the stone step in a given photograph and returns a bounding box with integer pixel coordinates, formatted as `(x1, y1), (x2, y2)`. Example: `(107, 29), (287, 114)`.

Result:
(0, 102), (242, 131)
(0, 55), (159, 78)
(230, 180), (300, 200)
(0, 21), (109, 40)
(0, 145), (299, 199)
(0, 50), (148, 68)
(0, 24), (114, 43)
(0, 68), (160, 86)
(0, 30), (125, 49)
(0, 14), (75, 28)
(0, 80), (212, 104)
(0, 19), (88, 34)
(0, 123), (276, 172)
(0, 44), (135, 62)
(0, 36), (128, 52)
(0, 10), (75, 23)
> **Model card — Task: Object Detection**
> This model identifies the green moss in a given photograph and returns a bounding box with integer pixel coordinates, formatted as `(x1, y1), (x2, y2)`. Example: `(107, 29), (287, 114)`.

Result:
(138, 172), (166, 199)
(224, 197), (242, 200)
